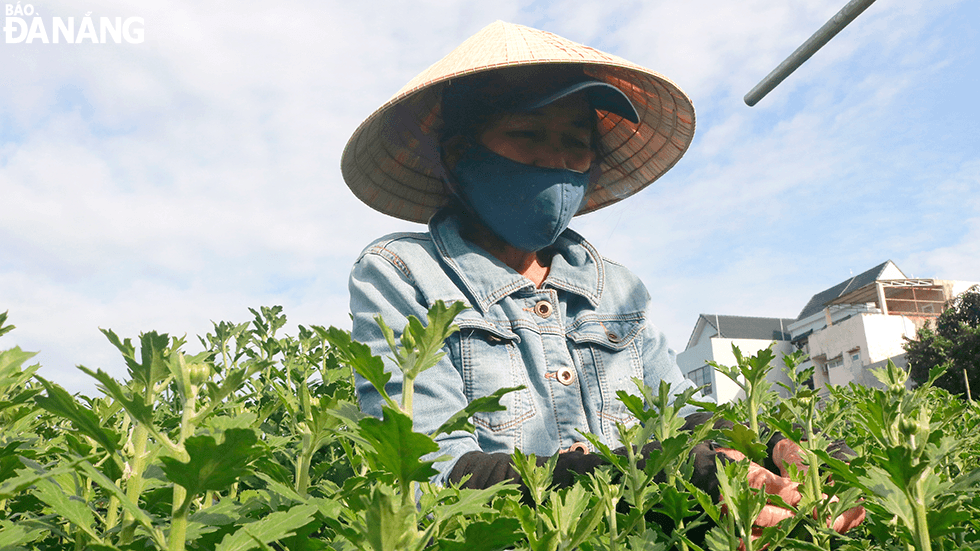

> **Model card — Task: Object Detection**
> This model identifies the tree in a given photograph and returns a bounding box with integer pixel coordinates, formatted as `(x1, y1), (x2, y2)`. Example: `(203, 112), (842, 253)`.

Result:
(904, 286), (980, 399)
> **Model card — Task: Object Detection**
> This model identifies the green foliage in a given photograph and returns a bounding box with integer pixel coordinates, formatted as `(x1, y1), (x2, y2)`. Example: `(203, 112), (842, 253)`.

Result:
(904, 285), (980, 399)
(159, 429), (263, 498)
(1, 306), (979, 550)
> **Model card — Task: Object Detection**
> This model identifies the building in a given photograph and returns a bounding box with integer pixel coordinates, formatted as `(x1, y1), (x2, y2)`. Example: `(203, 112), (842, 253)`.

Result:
(788, 260), (978, 393)
(676, 314), (796, 403)
(678, 260), (979, 402)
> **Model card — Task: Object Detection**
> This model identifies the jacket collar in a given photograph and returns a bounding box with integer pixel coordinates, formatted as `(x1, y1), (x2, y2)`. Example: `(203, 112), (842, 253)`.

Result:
(429, 210), (604, 313)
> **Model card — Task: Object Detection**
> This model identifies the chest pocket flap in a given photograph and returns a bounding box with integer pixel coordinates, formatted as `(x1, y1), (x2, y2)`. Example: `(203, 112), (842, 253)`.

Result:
(566, 316), (643, 350)
(454, 311), (520, 343)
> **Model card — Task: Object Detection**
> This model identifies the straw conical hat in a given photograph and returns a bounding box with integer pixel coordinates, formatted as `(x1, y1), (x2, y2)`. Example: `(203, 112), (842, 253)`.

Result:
(341, 20), (695, 224)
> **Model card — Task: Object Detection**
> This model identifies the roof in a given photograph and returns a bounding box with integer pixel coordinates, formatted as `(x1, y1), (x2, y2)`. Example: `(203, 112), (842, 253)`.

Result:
(795, 260), (906, 320)
(686, 314), (796, 349)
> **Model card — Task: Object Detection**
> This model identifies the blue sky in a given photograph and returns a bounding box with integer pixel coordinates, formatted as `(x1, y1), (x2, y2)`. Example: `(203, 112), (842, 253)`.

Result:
(1, 0), (978, 393)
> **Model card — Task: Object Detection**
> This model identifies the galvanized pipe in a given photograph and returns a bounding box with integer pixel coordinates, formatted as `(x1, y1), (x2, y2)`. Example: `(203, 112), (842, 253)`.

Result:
(744, 0), (878, 106)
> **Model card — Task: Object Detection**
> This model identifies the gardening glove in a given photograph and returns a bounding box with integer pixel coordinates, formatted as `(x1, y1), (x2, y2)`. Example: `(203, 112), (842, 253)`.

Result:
(448, 448), (606, 505)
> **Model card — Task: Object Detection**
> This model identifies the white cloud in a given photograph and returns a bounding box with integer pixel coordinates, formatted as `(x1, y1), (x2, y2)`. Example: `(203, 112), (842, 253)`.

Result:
(1, 0), (977, 392)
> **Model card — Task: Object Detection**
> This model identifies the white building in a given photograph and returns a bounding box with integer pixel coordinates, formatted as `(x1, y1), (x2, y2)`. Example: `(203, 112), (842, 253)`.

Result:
(677, 315), (796, 404)
(788, 260), (978, 393)
(678, 260), (979, 402)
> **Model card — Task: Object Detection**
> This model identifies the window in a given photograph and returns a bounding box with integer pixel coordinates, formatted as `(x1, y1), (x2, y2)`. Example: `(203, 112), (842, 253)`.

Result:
(826, 357), (843, 370)
(851, 352), (861, 363)
(688, 365), (713, 395)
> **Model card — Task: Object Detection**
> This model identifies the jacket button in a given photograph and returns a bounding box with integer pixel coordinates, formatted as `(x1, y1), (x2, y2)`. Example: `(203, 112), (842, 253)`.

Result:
(564, 442), (590, 454)
(606, 331), (620, 343)
(534, 301), (553, 318)
(556, 367), (575, 386)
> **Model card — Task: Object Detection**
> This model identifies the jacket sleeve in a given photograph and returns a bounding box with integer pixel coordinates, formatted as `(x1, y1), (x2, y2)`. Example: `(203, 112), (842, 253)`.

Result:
(349, 245), (483, 486)
(636, 288), (712, 416)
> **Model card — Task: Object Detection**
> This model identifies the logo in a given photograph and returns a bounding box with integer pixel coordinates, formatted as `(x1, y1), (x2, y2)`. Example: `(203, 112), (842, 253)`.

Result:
(4, 2), (144, 44)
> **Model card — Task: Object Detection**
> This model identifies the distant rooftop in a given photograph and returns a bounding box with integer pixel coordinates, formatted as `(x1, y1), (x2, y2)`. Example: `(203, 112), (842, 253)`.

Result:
(795, 260), (906, 320)
(687, 314), (796, 349)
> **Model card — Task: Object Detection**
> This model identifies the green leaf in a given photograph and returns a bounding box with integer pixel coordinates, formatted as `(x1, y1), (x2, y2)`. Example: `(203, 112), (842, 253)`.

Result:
(399, 300), (468, 379)
(32, 476), (102, 543)
(358, 406), (438, 484)
(555, 483), (606, 549)
(320, 326), (395, 408)
(440, 518), (523, 551)
(0, 346), (38, 383)
(361, 484), (420, 551)
(703, 525), (734, 551)
(33, 376), (120, 454)
(878, 445), (930, 493)
(0, 518), (45, 548)
(434, 385), (523, 436)
(76, 366), (156, 428)
(626, 528), (670, 551)
(75, 460), (168, 548)
(0, 456), (91, 501)
(160, 428), (262, 498)
(511, 449), (556, 508)
(185, 498), (241, 541)
(714, 457), (766, 542)
(100, 328), (174, 390)
(855, 464), (915, 529)
(718, 423), (767, 463)
(615, 389), (648, 422)
(650, 483), (698, 524)
(213, 502), (318, 551)
(0, 311), (14, 338)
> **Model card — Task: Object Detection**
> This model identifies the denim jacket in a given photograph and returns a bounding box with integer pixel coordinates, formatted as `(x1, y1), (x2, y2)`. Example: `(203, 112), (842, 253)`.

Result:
(349, 209), (702, 485)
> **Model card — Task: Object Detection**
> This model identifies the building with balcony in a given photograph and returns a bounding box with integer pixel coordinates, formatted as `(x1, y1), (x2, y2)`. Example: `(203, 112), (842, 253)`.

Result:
(677, 260), (978, 402)
(787, 261), (977, 393)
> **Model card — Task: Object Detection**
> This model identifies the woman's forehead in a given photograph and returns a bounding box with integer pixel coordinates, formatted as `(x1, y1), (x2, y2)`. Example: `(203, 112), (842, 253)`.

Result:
(490, 96), (595, 127)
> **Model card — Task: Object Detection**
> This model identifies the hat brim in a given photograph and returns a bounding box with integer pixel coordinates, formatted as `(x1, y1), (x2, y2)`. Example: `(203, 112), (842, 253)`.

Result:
(341, 21), (695, 224)
(524, 80), (640, 124)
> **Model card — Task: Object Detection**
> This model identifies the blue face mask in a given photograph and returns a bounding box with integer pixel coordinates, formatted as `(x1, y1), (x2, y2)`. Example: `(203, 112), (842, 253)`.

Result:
(450, 143), (589, 252)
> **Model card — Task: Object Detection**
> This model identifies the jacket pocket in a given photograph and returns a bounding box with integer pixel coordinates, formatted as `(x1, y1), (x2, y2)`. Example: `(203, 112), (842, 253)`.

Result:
(567, 315), (645, 431)
(456, 319), (536, 434)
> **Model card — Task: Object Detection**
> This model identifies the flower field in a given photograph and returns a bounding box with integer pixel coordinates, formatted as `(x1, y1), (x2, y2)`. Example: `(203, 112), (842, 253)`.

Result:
(1, 304), (978, 551)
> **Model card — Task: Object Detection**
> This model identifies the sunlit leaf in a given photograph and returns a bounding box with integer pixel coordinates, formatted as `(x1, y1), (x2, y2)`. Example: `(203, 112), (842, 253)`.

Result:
(358, 406), (439, 484)
(160, 429), (262, 499)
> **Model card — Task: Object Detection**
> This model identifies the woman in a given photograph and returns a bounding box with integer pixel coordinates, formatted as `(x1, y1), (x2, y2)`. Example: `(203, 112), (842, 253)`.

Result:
(341, 21), (862, 532)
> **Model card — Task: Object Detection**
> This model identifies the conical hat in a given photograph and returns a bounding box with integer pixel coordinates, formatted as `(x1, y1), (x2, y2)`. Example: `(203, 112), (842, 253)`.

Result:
(341, 20), (695, 224)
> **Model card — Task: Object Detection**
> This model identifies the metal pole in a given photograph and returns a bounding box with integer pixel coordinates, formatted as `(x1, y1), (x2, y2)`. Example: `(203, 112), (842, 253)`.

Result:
(744, 0), (878, 106)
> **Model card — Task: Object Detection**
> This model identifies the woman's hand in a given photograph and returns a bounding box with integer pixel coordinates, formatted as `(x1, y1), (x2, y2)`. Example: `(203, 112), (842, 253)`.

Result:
(715, 447), (865, 534)
(772, 438), (807, 478)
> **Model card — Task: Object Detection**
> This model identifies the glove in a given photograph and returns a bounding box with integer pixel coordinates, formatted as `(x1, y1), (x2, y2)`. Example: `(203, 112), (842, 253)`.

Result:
(448, 413), (733, 503)
(448, 448), (606, 504)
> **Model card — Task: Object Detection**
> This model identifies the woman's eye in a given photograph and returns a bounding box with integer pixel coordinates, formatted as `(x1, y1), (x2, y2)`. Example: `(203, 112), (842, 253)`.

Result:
(506, 130), (539, 139)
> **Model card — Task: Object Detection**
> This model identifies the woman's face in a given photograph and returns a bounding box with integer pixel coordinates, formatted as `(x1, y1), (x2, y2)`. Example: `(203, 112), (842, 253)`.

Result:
(477, 94), (596, 174)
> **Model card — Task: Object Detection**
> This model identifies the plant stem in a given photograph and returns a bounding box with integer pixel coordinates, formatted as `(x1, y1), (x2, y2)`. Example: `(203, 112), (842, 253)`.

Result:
(911, 475), (932, 551)
(169, 368), (198, 551)
(119, 422), (149, 545)
(402, 374), (415, 418)
(295, 429), (314, 496)
(747, 382), (760, 436)
(606, 493), (619, 551)
(168, 496), (193, 551)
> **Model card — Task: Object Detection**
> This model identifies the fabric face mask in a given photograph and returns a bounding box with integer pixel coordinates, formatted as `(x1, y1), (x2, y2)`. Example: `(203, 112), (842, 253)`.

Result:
(450, 143), (589, 252)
